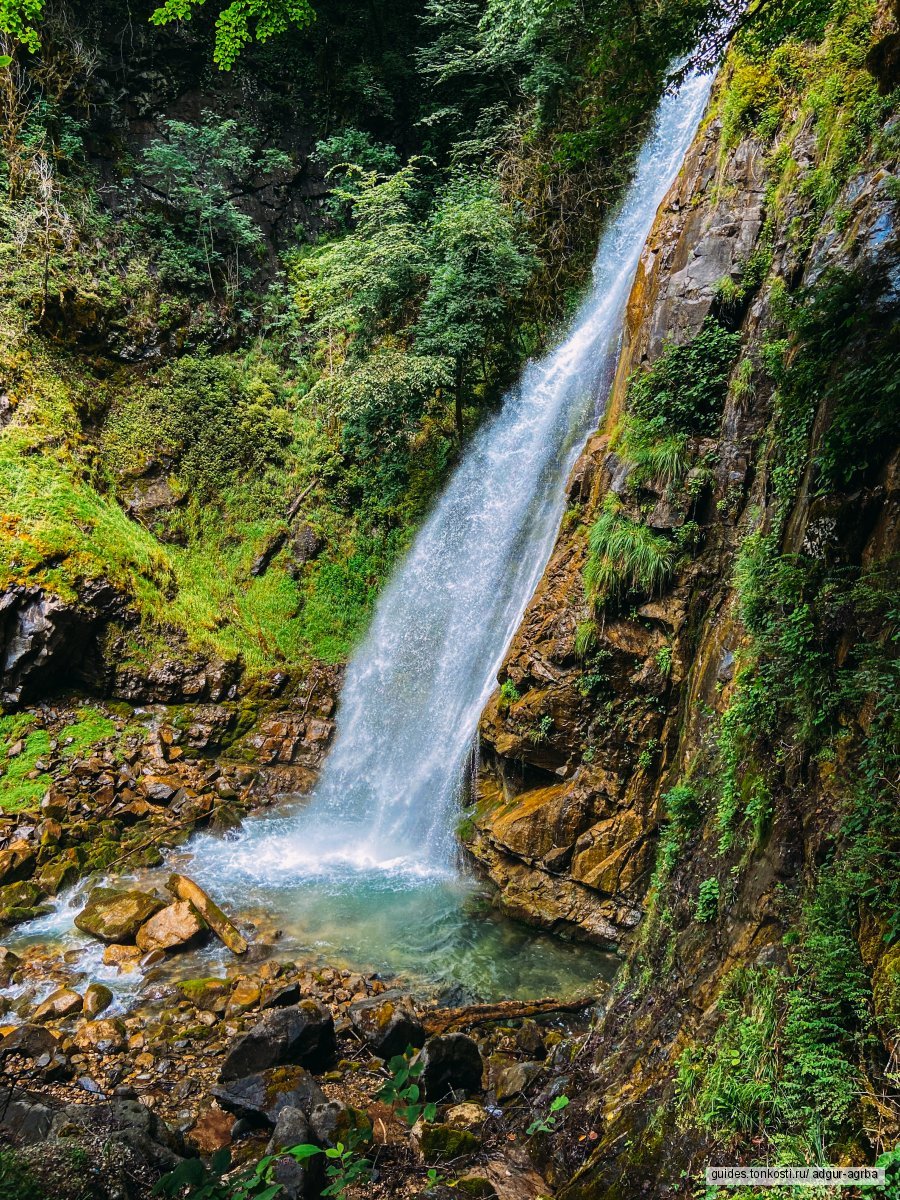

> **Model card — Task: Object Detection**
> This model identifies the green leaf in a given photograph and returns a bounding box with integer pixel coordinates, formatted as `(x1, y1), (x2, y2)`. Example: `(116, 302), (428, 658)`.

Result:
(286, 1144), (324, 1161)
(0, 55), (12, 66)
(550, 1095), (570, 1113)
(423, 1102), (438, 1122)
(210, 1147), (232, 1174)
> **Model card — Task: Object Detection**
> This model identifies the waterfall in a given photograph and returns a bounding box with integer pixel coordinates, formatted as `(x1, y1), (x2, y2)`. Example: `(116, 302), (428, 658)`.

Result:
(256, 62), (717, 875)
(8, 51), (720, 1002)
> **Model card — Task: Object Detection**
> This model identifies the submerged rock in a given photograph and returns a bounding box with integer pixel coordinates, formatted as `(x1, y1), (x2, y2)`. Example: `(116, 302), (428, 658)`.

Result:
(74, 887), (165, 944)
(219, 1001), (336, 1081)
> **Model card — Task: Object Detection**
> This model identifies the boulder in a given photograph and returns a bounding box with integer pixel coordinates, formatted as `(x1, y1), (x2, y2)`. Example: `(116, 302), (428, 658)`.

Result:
(136, 901), (207, 954)
(308, 1101), (373, 1149)
(74, 887), (164, 944)
(83, 982), (114, 1018)
(212, 1066), (326, 1128)
(349, 990), (425, 1059)
(167, 873), (247, 955)
(411, 1120), (480, 1162)
(219, 1001), (336, 1081)
(0, 1024), (68, 1078)
(415, 1034), (483, 1101)
(177, 978), (230, 1014)
(494, 1060), (542, 1101)
(0, 841), (36, 886)
(0, 945), (21, 987)
(33, 987), (83, 1023)
(266, 1104), (312, 1153)
(73, 1018), (127, 1053)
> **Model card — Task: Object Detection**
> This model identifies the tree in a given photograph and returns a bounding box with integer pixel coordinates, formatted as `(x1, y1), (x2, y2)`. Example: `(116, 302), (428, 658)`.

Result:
(150, 0), (315, 69)
(295, 163), (428, 361)
(139, 111), (291, 293)
(416, 171), (536, 434)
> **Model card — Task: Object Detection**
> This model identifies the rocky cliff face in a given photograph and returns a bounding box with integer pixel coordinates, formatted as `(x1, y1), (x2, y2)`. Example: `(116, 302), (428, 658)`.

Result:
(469, 25), (897, 950)
(468, 5), (900, 1191)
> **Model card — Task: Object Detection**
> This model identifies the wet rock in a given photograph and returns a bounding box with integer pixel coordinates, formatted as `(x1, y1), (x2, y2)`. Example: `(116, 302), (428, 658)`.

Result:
(0, 945), (21, 987)
(0, 841), (36, 886)
(177, 977), (231, 1014)
(103, 944), (142, 972)
(37, 860), (79, 896)
(308, 1100), (373, 1149)
(168, 873), (248, 955)
(83, 982), (114, 1018)
(212, 1066), (326, 1128)
(33, 987), (83, 1022)
(74, 887), (165, 943)
(136, 900), (207, 953)
(219, 1001), (336, 1081)
(349, 990), (425, 1059)
(415, 1034), (484, 1101)
(73, 1018), (127, 1053)
(271, 1156), (315, 1200)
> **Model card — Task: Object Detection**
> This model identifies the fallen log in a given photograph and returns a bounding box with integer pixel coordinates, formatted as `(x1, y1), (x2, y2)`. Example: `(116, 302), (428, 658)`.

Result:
(421, 994), (601, 1036)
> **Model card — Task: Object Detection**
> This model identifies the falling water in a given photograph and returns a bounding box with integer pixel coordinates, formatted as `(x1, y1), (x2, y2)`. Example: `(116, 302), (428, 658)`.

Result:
(8, 59), (719, 1002)
(266, 60), (717, 871)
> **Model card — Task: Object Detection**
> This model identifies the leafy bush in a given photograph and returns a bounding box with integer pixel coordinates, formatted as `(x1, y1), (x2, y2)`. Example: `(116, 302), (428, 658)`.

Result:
(138, 114), (291, 293)
(628, 319), (741, 438)
(694, 876), (720, 922)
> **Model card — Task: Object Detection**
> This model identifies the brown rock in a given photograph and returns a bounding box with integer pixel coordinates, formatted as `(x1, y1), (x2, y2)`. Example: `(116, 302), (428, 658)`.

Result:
(74, 887), (165, 944)
(167, 873), (247, 955)
(188, 1105), (234, 1155)
(33, 987), (83, 1022)
(83, 982), (114, 1018)
(73, 1017), (126, 1052)
(0, 841), (36, 886)
(136, 901), (207, 954)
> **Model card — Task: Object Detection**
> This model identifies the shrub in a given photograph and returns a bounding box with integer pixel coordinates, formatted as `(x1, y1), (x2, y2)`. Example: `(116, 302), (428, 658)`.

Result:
(695, 876), (721, 922)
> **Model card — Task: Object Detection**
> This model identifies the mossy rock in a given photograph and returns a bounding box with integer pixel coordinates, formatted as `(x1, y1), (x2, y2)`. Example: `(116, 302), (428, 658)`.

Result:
(74, 887), (164, 943)
(872, 943), (900, 1035)
(176, 977), (230, 1012)
(417, 1122), (480, 1161)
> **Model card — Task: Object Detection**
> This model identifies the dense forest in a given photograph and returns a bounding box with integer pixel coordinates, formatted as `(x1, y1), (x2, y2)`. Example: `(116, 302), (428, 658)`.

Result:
(0, 0), (898, 1197)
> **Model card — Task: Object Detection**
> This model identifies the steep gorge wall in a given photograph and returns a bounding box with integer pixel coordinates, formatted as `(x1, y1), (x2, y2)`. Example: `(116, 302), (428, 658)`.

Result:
(467, 6), (900, 1191)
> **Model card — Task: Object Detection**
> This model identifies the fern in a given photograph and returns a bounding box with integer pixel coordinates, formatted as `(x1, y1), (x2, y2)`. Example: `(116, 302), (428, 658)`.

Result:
(585, 495), (675, 607)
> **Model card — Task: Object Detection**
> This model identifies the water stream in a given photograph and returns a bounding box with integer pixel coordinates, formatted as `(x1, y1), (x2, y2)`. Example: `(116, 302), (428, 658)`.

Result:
(9, 59), (717, 1005)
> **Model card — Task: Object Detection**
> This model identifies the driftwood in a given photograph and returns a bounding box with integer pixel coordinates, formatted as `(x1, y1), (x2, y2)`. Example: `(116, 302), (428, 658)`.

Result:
(421, 994), (600, 1036)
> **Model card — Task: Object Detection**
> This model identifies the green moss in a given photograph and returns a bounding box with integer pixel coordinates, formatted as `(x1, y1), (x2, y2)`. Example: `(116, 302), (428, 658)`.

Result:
(0, 715), (52, 812)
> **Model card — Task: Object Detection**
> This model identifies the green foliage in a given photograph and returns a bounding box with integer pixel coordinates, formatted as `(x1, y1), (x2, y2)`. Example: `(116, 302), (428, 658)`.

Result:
(526, 1093), (569, 1136)
(0, 713), (50, 811)
(655, 782), (701, 881)
(150, 0), (315, 69)
(139, 114), (291, 292)
(694, 876), (720, 923)
(379, 1048), (438, 1127)
(678, 872), (873, 1161)
(585, 495), (675, 609)
(499, 678), (521, 705)
(155, 1143), (323, 1199)
(0, 0), (42, 51)
(628, 320), (741, 438)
